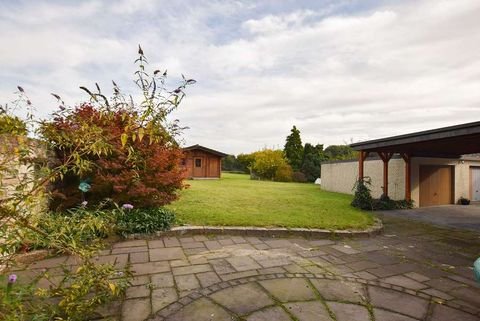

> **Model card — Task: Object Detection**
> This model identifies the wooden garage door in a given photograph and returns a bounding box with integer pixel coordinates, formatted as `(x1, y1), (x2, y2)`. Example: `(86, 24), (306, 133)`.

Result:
(419, 165), (454, 207)
(472, 167), (480, 201)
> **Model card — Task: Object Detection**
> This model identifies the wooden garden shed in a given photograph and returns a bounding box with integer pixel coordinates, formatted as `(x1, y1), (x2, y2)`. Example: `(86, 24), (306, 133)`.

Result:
(182, 144), (228, 179)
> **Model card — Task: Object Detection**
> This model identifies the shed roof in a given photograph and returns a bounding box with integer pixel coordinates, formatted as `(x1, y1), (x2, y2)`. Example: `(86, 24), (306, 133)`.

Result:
(183, 144), (229, 157)
(350, 121), (480, 158)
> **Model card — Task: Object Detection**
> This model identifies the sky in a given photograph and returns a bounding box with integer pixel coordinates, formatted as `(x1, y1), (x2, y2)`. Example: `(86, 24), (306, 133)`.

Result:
(1, 0), (479, 155)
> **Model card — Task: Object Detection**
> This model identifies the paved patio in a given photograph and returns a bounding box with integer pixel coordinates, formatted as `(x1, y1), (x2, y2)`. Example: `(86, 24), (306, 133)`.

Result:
(18, 215), (480, 321)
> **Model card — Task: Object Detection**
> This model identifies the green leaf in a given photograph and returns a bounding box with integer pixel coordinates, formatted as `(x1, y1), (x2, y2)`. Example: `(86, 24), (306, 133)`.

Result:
(121, 133), (128, 147)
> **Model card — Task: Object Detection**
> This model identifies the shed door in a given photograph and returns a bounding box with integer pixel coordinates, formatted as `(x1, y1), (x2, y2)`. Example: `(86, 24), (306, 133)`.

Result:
(193, 157), (204, 177)
(208, 157), (219, 177)
(472, 167), (480, 201)
(419, 165), (453, 207)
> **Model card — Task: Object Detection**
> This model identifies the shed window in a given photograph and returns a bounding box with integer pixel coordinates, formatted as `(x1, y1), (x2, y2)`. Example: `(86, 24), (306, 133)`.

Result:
(195, 158), (202, 167)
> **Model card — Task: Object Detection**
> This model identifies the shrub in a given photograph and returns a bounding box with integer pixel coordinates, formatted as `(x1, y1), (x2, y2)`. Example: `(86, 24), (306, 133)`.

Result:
(351, 178), (373, 210)
(40, 47), (194, 211)
(274, 164), (293, 182)
(1, 261), (131, 321)
(372, 195), (414, 210)
(115, 207), (176, 236)
(42, 104), (187, 210)
(250, 149), (288, 181)
(20, 207), (116, 252)
(372, 195), (395, 210)
(351, 179), (414, 211)
(392, 199), (414, 209)
(0, 114), (27, 135)
(458, 197), (470, 205)
(0, 274), (41, 321)
(37, 260), (131, 320)
(1, 206), (131, 321)
(292, 171), (308, 183)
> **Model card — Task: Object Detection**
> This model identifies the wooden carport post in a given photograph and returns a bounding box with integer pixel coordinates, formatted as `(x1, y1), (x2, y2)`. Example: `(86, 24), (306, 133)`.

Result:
(400, 153), (411, 201)
(378, 152), (393, 197)
(358, 151), (369, 180)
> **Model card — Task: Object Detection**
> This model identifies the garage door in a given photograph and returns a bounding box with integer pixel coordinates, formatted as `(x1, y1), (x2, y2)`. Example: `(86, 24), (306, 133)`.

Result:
(472, 167), (480, 201)
(419, 165), (454, 207)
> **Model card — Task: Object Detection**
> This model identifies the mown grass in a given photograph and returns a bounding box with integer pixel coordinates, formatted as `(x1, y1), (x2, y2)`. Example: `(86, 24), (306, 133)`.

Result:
(167, 173), (373, 230)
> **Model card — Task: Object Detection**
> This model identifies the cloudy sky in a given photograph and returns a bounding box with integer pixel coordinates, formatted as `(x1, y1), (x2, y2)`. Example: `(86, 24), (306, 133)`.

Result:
(1, 0), (479, 154)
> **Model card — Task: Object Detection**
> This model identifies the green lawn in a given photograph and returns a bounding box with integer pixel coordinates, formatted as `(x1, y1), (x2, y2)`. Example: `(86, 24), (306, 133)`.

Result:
(167, 173), (373, 230)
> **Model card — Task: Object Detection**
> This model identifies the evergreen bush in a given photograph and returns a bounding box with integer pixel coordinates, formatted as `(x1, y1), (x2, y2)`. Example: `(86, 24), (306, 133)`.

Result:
(351, 178), (374, 210)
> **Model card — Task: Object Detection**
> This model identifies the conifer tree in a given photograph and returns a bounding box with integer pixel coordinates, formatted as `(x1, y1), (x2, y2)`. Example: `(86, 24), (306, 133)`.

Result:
(284, 125), (304, 171)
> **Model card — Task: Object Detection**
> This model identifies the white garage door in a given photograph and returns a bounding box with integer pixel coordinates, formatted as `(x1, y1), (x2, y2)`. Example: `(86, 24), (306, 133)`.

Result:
(472, 167), (480, 201)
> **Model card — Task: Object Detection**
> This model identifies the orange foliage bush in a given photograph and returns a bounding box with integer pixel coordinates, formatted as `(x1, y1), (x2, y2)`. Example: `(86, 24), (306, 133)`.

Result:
(44, 104), (186, 210)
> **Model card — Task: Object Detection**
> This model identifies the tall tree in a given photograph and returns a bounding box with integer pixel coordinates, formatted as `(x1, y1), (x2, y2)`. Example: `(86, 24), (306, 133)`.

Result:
(221, 155), (237, 171)
(301, 143), (326, 181)
(284, 125), (304, 171)
(237, 153), (255, 173)
(324, 145), (358, 160)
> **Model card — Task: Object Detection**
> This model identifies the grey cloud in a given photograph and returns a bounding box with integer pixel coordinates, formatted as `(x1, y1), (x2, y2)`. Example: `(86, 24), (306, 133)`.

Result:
(1, 0), (480, 154)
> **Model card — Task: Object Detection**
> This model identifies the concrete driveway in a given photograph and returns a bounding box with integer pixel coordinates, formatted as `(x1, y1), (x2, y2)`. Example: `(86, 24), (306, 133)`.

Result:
(377, 204), (480, 232)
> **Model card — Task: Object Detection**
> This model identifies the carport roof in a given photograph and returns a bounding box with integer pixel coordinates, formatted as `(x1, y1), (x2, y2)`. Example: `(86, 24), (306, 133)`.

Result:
(350, 121), (480, 158)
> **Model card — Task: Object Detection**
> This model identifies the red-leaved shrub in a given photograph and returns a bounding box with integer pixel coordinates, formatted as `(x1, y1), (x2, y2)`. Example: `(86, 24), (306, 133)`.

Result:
(43, 104), (186, 210)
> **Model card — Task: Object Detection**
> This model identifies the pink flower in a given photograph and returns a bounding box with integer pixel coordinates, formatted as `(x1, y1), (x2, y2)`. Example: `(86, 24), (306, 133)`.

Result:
(8, 274), (17, 283)
(122, 203), (134, 210)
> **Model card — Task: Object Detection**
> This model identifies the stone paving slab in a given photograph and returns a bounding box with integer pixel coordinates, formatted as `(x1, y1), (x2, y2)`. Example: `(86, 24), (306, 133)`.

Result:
(368, 285), (429, 319)
(122, 298), (150, 321)
(310, 278), (366, 303)
(210, 283), (274, 315)
(165, 297), (233, 321)
(246, 306), (291, 321)
(12, 215), (480, 321)
(430, 303), (480, 321)
(373, 308), (418, 321)
(259, 278), (317, 302)
(328, 302), (370, 321)
(152, 287), (177, 314)
(149, 247), (185, 261)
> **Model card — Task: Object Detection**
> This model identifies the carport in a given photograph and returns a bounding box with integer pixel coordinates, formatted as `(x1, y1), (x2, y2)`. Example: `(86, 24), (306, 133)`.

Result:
(350, 121), (480, 203)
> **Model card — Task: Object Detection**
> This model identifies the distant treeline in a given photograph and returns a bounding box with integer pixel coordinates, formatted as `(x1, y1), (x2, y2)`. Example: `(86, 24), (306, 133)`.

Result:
(222, 126), (357, 182)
